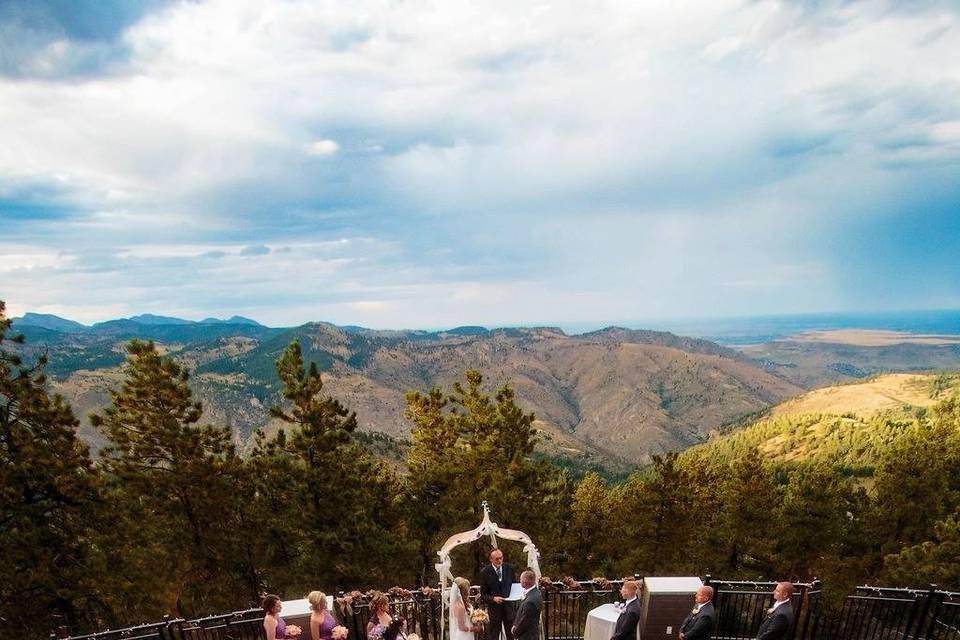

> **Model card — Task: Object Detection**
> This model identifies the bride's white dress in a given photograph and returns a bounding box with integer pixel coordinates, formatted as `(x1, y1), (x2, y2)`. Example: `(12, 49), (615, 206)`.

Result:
(449, 588), (475, 640)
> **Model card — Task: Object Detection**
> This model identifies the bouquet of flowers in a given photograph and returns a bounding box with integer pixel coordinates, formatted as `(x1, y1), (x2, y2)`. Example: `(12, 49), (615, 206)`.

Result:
(332, 627), (349, 640)
(471, 610), (490, 625)
(369, 624), (386, 640)
(286, 625), (303, 638)
(407, 634), (420, 640)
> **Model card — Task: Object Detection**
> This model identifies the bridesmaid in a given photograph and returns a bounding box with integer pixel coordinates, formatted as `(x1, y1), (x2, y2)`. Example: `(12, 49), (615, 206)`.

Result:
(263, 595), (289, 640)
(367, 592), (393, 639)
(308, 591), (336, 640)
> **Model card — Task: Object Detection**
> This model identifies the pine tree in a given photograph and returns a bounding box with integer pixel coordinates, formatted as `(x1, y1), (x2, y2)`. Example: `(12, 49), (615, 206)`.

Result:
(0, 301), (101, 638)
(719, 448), (780, 576)
(91, 340), (258, 618)
(884, 513), (960, 590)
(871, 418), (956, 555)
(404, 370), (570, 582)
(776, 463), (854, 578)
(254, 340), (413, 593)
(609, 452), (698, 575)
(565, 473), (613, 576)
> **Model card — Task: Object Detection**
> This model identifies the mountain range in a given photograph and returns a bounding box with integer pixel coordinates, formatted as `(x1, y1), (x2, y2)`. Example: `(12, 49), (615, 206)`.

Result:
(11, 313), (960, 468)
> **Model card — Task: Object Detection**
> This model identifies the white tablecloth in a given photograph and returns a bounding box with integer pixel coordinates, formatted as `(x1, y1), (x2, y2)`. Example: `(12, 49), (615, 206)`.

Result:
(584, 604), (621, 640)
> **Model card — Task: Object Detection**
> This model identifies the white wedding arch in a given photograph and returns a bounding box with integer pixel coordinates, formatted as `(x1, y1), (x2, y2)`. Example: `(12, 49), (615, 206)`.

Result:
(435, 502), (543, 640)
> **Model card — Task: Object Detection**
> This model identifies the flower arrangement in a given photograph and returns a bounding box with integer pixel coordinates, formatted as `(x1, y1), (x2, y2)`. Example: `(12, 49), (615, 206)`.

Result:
(419, 587), (436, 598)
(408, 635), (420, 640)
(561, 576), (580, 590)
(286, 625), (303, 638)
(332, 627), (349, 640)
(470, 610), (490, 625)
(388, 587), (413, 599)
(592, 577), (612, 590)
(538, 577), (561, 593)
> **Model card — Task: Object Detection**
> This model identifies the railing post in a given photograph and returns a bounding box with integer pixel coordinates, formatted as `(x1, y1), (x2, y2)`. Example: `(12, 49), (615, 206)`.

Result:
(542, 585), (551, 640)
(798, 579), (821, 640)
(902, 586), (930, 640)
(914, 585), (942, 640)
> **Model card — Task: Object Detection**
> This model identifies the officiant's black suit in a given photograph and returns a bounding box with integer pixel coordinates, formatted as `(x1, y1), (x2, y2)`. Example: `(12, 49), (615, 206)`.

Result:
(680, 602), (716, 640)
(610, 598), (641, 640)
(480, 561), (516, 640)
(512, 587), (542, 640)
(756, 603), (794, 640)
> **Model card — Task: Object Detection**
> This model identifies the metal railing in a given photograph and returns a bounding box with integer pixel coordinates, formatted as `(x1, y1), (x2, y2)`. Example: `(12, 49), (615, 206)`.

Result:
(704, 577), (821, 640)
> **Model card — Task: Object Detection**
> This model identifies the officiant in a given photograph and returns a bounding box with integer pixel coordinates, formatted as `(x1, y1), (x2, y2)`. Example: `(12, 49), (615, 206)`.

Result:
(480, 549), (517, 640)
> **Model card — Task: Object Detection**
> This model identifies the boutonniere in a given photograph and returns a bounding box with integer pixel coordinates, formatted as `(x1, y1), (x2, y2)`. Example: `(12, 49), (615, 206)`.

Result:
(691, 607), (699, 615)
(766, 607), (775, 615)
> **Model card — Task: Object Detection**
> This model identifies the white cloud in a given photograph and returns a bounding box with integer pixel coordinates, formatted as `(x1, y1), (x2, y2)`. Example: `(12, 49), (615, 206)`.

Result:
(306, 139), (340, 157)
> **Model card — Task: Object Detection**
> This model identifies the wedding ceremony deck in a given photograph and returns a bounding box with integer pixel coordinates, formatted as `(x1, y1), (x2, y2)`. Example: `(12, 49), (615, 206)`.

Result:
(51, 577), (960, 640)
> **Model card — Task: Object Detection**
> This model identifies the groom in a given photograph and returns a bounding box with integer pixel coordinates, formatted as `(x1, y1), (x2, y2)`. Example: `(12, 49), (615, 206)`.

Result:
(480, 549), (517, 640)
(511, 570), (542, 640)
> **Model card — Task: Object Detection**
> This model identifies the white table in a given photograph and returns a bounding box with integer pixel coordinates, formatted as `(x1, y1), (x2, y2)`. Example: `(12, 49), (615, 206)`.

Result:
(584, 603), (621, 640)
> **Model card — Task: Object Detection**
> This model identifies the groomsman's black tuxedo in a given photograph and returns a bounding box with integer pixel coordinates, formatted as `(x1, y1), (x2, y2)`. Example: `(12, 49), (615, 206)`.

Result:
(511, 586), (542, 640)
(680, 601), (716, 640)
(756, 602), (794, 640)
(480, 561), (517, 640)
(610, 597), (641, 640)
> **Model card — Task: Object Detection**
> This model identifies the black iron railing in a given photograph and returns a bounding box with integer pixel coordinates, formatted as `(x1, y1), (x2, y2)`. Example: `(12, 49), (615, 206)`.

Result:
(816, 586), (960, 640)
(704, 577), (821, 640)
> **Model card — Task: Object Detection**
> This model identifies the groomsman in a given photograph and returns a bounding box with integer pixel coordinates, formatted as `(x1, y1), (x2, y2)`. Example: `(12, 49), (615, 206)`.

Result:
(480, 549), (517, 640)
(679, 586), (716, 640)
(756, 582), (795, 640)
(610, 581), (642, 640)
(511, 570), (542, 640)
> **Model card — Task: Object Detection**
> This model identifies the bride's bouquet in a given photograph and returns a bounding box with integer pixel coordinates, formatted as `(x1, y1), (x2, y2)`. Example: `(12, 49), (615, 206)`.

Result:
(332, 627), (349, 640)
(470, 610), (490, 626)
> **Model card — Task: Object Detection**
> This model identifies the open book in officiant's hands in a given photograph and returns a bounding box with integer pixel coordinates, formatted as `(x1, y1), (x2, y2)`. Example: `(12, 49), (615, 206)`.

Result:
(506, 583), (524, 601)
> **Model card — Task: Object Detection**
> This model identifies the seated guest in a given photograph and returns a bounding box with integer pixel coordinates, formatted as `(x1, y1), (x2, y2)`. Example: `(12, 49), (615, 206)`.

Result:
(308, 591), (336, 640)
(383, 619), (408, 640)
(610, 581), (641, 640)
(263, 595), (289, 640)
(367, 592), (393, 639)
(679, 586), (716, 640)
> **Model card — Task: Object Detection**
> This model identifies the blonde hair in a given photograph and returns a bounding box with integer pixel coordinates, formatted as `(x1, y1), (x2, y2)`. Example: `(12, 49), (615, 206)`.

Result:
(308, 591), (327, 613)
(453, 577), (471, 605)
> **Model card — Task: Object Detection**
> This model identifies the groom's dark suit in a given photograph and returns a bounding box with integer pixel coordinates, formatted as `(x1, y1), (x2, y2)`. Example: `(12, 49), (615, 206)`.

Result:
(610, 598), (641, 640)
(480, 561), (517, 640)
(511, 587), (542, 640)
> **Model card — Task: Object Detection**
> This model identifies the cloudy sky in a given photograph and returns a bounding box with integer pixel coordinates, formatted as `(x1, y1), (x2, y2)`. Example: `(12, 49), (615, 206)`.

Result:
(2, 0), (959, 328)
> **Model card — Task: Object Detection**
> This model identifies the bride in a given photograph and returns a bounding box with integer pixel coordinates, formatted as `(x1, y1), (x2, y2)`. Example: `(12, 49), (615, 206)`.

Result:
(450, 577), (483, 640)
